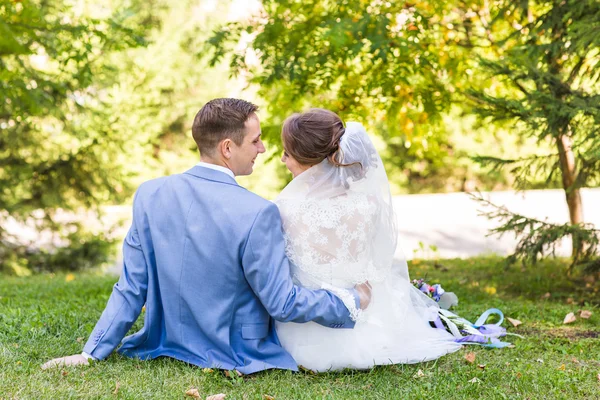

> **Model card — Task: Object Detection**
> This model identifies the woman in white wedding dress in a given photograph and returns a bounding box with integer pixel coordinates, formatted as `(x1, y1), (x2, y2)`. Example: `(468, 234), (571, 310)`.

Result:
(274, 109), (461, 372)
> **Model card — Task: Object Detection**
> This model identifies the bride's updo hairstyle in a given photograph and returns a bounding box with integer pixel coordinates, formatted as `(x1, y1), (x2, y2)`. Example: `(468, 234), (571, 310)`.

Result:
(282, 108), (360, 169)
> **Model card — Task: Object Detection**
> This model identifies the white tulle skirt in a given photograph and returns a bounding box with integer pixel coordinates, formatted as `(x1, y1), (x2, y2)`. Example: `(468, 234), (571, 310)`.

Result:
(275, 275), (462, 372)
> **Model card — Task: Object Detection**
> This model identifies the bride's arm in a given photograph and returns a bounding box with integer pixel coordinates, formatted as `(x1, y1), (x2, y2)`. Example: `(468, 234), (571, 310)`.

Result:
(242, 203), (366, 327)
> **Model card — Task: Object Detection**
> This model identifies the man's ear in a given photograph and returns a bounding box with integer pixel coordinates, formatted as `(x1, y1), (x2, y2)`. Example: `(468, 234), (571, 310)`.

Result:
(219, 139), (232, 159)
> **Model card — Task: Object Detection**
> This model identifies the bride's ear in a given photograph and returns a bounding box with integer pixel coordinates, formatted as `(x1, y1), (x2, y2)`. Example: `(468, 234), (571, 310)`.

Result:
(219, 139), (232, 159)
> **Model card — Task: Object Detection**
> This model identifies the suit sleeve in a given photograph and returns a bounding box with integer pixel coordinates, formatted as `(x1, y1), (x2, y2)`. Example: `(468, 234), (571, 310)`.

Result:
(242, 203), (359, 328)
(82, 190), (148, 359)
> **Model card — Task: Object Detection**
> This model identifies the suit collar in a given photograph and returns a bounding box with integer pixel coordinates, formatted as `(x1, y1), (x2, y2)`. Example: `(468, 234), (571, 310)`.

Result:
(184, 165), (239, 187)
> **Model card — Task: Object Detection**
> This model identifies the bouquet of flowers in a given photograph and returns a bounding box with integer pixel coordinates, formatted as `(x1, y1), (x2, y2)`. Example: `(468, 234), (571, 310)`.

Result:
(411, 279), (521, 348)
(411, 278), (459, 310)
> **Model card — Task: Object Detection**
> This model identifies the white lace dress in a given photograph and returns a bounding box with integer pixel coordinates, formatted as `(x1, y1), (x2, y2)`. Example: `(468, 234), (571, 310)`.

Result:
(273, 123), (461, 371)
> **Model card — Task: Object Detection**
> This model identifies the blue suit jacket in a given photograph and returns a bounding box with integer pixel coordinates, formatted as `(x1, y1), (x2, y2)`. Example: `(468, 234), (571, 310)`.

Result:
(83, 166), (357, 373)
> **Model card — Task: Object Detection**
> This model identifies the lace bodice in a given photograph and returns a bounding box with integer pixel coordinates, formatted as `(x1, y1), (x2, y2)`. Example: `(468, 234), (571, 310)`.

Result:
(276, 191), (386, 288)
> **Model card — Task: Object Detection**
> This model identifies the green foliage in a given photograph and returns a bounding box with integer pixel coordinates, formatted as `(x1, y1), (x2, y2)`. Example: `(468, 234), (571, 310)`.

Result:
(464, 0), (600, 266)
(471, 193), (600, 272)
(206, 0), (472, 188)
(206, 0), (558, 194)
(0, 0), (255, 274)
(0, 0), (153, 273)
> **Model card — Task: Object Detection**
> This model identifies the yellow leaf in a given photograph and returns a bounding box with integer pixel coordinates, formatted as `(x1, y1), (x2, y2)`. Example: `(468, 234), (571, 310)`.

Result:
(65, 274), (75, 282)
(557, 364), (566, 371)
(580, 310), (592, 319)
(464, 352), (476, 364)
(507, 317), (522, 327)
(563, 312), (576, 324)
(202, 368), (213, 373)
(264, 396), (275, 400)
(185, 388), (201, 399)
(484, 286), (497, 295)
(113, 381), (120, 395)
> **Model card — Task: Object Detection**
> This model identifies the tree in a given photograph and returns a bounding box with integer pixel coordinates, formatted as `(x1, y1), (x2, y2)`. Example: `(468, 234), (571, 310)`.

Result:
(0, 0), (270, 275)
(207, 0), (483, 188)
(464, 0), (600, 268)
(0, 0), (150, 274)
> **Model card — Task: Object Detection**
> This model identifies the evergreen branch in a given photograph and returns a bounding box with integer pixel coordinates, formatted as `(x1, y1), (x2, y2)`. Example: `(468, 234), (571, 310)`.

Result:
(471, 153), (559, 168)
(567, 56), (586, 86)
(469, 192), (600, 270)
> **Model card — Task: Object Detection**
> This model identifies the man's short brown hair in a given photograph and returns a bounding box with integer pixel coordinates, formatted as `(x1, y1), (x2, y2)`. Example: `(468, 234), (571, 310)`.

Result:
(192, 98), (259, 156)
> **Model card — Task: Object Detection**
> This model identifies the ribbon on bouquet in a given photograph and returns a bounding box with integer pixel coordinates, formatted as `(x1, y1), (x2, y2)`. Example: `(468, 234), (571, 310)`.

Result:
(433, 308), (523, 348)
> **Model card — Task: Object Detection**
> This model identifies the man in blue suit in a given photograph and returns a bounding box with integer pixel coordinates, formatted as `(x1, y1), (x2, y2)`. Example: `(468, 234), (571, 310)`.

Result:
(42, 98), (371, 373)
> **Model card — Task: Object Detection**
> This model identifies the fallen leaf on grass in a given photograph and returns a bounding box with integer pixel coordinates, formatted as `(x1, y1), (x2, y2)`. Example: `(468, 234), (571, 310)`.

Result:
(515, 372), (522, 379)
(507, 317), (522, 327)
(597, 373), (600, 382)
(263, 396), (275, 400)
(76, 337), (84, 343)
(484, 286), (497, 295)
(477, 364), (486, 370)
(185, 389), (201, 399)
(468, 377), (480, 383)
(61, 370), (68, 377)
(414, 369), (425, 378)
(224, 370), (243, 378)
(202, 368), (213, 373)
(563, 312), (577, 324)
(206, 395), (226, 400)
(464, 352), (476, 364)
(566, 298), (575, 304)
(113, 381), (120, 395)
(580, 310), (592, 319)
(557, 364), (566, 371)
(541, 292), (551, 299)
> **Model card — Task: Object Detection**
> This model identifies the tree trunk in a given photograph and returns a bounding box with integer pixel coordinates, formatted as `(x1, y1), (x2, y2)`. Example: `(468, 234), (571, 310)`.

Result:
(556, 132), (584, 258)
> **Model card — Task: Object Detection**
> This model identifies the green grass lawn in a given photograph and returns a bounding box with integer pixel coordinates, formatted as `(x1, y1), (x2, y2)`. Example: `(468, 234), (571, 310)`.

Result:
(1, 257), (598, 399)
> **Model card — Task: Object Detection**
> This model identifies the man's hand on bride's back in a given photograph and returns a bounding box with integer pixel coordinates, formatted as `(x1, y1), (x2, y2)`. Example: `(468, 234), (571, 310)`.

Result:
(355, 281), (372, 310)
